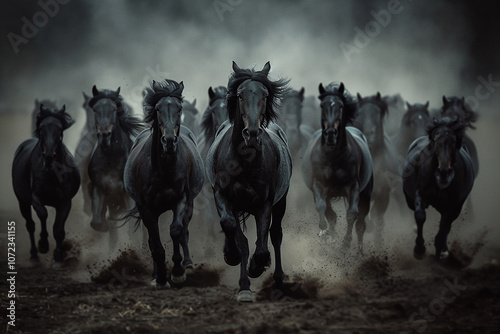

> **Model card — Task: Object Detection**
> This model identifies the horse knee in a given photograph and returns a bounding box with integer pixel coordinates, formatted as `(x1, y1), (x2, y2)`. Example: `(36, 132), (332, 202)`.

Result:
(415, 209), (426, 224)
(170, 222), (183, 239)
(220, 216), (237, 233)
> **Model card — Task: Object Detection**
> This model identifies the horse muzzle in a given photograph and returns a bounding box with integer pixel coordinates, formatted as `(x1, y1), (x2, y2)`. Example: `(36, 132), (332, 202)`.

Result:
(161, 135), (178, 154)
(435, 168), (455, 190)
(97, 131), (112, 148)
(242, 128), (263, 148)
(323, 128), (338, 146)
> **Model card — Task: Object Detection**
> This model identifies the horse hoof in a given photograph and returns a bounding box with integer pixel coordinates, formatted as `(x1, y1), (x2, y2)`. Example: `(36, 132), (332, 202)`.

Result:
(52, 261), (64, 269)
(151, 279), (170, 290)
(247, 266), (265, 279)
(90, 221), (110, 232)
(413, 250), (426, 260)
(237, 290), (254, 303)
(183, 260), (194, 270)
(171, 272), (187, 284)
(439, 250), (449, 260)
(318, 230), (328, 237)
(38, 239), (49, 254)
(224, 253), (241, 266)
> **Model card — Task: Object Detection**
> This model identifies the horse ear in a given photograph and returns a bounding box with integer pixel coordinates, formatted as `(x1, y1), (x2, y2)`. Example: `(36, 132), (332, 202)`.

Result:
(82, 91), (90, 101)
(299, 87), (305, 101)
(338, 82), (345, 95)
(232, 61), (241, 73)
(318, 83), (325, 95)
(92, 85), (99, 97)
(406, 101), (411, 109)
(261, 61), (271, 76)
(425, 101), (429, 108)
(152, 80), (161, 91)
(442, 95), (449, 107)
(191, 98), (196, 107)
(208, 86), (215, 99)
(376, 92), (381, 100)
(357, 93), (363, 101)
(115, 87), (121, 96)
(179, 81), (184, 93)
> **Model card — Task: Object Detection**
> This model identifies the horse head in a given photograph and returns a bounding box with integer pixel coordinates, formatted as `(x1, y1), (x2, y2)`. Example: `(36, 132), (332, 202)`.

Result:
(441, 96), (479, 129)
(404, 101), (430, 139)
(35, 104), (74, 169)
(208, 86), (228, 135)
(144, 79), (184, 155)
(90, 85), (121, 148)
(355, 92), (387, 147)
(428, 117), (464, 189)
(281, 87), (304, 132)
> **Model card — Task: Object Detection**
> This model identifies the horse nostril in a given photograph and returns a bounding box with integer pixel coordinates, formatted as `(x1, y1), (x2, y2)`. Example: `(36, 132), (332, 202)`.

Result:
(242, 129), (250, 141)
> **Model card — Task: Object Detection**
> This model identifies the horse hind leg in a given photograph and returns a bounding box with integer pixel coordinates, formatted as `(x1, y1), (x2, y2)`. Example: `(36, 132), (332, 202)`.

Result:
(19, 202), (39, 261)
(52, 201), (72, 264)
(32, 195), (49, 255)
(269, 194), (287, 289)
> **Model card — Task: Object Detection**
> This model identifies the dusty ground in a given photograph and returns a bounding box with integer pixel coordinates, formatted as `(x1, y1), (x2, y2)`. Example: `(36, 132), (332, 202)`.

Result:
(1, 115), (500, 333)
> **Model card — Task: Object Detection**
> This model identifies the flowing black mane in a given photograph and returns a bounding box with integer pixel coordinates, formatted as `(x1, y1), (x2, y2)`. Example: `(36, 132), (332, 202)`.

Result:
(34, 105), (74, 138)
(143, 79), (184, 124)
(318, 82), (358, 124)
(227, 64), (290, 127)
(441, 96), (479, 129)
(201, 86), (227, 140)
(427, 116), (465, 148)
(89, 87), (143, 137)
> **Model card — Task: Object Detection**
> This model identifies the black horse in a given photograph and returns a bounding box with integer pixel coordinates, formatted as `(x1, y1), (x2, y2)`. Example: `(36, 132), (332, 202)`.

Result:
(393, 101), (431, 162)
(31, 99), (58, 137)
(279, 88), (314, 162)
(206, 61), (292, 302)
(353, 92), (397, 242)
(88, 85), (143, 232)
(200, 86), (229, 160)
(181, 98), (199, 135)
(302, 82), (373, 251)
(440, 96), (479, 178)
(13, 104), (80, 263)
(74, 92), (97, 216)
(403, 117), (475, 259)
(124, 79), (204, 289)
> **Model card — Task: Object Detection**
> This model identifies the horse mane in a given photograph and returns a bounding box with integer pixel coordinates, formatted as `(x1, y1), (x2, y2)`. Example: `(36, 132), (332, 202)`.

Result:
(318, 82), (358, 124)
(427, 116), (465, 148)
(227, 64), (290, 127)
(34, 105), (75, 138)
(201, 86), (227, 141)
(89, 87), (143, 137)
(143, 79), (184, 124)
(441, 96), (479, 129)
(358, 93), (389, 118)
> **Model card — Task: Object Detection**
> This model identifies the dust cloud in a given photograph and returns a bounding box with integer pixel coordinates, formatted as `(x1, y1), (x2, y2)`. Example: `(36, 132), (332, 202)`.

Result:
(0, 1), (499, 290)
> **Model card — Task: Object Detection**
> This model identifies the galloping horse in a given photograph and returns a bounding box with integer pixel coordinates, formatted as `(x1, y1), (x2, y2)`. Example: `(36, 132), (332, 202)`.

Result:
(302, 82), (373, 252)
(353, 92), (397, 242)
(88, 86), (143, 232)
(124, 79), (204, 288)
(279, 88), (314, 162)
(200, 86), (229, 160)
(181, 98), (199, 135)
(206, 61), (292, 302)
(13, 104), (80, 263)
(74, 92), (97, 215)
(403, 117), (474, 260)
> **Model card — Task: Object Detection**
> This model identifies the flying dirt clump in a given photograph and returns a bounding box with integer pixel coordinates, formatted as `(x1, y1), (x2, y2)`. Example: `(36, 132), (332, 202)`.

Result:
(89, 248), (150, 284)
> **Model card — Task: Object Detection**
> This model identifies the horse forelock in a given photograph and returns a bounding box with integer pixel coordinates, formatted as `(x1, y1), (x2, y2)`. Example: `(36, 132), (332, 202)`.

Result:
(35, 108), (74, 137)
(441, 96), (478, 129)
(144, 80), (184, 124)
(358, 95), (388, 118)
(427, 117), (465, 145)
(227, 67), (289, 127)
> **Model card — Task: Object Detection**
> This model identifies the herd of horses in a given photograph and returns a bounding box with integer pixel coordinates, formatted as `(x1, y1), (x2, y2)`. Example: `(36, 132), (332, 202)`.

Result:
(12, 61), (479, 301)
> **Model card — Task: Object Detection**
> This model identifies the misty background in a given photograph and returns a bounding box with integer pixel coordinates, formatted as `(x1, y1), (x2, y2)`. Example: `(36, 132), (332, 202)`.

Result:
(0, 0), (499, 268)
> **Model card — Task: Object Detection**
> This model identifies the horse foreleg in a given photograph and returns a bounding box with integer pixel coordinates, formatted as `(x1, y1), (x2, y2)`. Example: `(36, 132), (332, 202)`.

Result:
(356, 179), (372, 255)
(235, 223), (251, 301)
(413, 190), (427, 259)
(248, 202), (272, 279)
(19, 202), (38, 261)
(180, 198), (194, 269)
(312, 182), (330, 236)
(343, 183), (360, 251)
(142, 210), (168, 288)
(372, 185), (390, 247)
(170, 196), (187, 284)
(32, 194), (49, 254)
(435, 208), (461, 260)
(270, 193), (287, 289)
(214, 188), (240, 266)
(53, 201), (71, 263)
(90, 186), (109, 232)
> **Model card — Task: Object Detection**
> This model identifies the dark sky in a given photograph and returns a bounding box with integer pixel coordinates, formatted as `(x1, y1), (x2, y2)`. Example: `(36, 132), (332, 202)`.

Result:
(0, 0), (498, 116)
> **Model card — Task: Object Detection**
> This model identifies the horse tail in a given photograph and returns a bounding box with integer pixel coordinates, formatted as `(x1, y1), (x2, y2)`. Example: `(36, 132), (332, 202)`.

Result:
(119, 205), (142, 232)
(237, 211), (250, 232)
